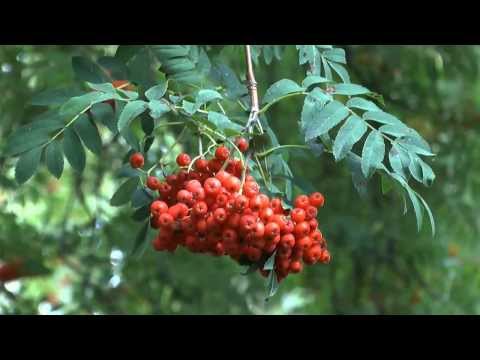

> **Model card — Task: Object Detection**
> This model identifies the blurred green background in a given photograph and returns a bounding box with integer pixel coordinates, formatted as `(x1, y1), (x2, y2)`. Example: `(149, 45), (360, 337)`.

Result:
(0, 45), (478, 314)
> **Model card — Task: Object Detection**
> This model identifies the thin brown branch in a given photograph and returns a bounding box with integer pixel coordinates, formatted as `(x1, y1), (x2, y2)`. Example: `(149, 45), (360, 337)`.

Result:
(244, 45), (261, 133)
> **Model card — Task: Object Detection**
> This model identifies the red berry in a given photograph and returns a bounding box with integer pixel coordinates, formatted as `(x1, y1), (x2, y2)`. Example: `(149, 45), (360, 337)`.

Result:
(185, 180), (202, 192)
(192, 201), (208, 217)
(289, 260), (303, 273)
(235, 137), (249, 153)
(177, 189), (193, 205)
(194, 158), (209, 172)
(294, 195), (310, 209)
(280, 233), (296, 248)
(129, 152), (144, 168)
(176, 153), (191, 167)
(234, 195), (249, 212)
(305, 205), (318, 220)
(213, 208), (227, 224)
(265, 222), (281, 239)
(243, 181), (260, 198)
(204, 177), (222, 196)
(146, 176), (160, 190)
(260, 207), (274, 223)
(309, 192), (325, 208)
(291, 208), (306, 223)
(150, 200), (168, 216)
(240, 215), (256, 232)
(159, 213), (174, 228)
(224, 176), (241, 193)
(215, 145), (230, 161)
(294, 221), (310, 238)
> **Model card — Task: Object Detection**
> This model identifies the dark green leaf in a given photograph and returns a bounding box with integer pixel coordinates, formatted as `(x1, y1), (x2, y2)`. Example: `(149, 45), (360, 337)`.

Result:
(30, 87), (83, 106)
(45, 140), (64, 179)
(90, 102), (117, 134)
(97, 56), (128, 80)
(303, 100), (349, 141)
(120, 126), (140, 152)
(132, 205), (151, 222)
(361, 130), (385, 178)
(110, 177), (140, 206)
(131, 221), (150, 256)
(333, 114), (367, 161)
(15, 147), (43, 184)
(117, 100), (148, 132)
(141, 114), (154, 135)
(346, 152), (368, 197)
(390, 173), (423, 231)
(63, 127), (86, 173)
(131, 188), (154, 208)
(115, 45), (142, 63)
(71, 56), (106, 83)
(74, 115), (102, 155)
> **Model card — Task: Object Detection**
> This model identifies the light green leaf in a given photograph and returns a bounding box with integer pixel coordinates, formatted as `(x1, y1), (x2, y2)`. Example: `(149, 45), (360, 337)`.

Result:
(419, 158), (435, 186)
(408, 153), (423, 183)
(45, 140), (64, 179)
(416, 192), (435, 236)
(205, 111), (243, 136)
(333, 115), (367, 161)
(262, 79), (304, 105)
(110, 177), (140, 207)
(60, 91), (119, 120)
(15, 147), (43, 184)
(361, 130), (385, 178)
(148, 100), (171, 119)
(263, 250), (277, 271)
(145, 82), (168, 101)
(397, 136), (435, 156)
(196, 89), (223, 106)
(265, 270), (279, 300)
(390, 173), (423, 231)
(303, 100), (349, 141)
(182, 100), (198, 115)
(328, 61), (350, 83)
(86, 82), (116, 93)
(389, 144), (410, 179)
(347, 97), (381, 112)
(302, 75), (329, 89)
(363, 111), (405, 127)
(333, 83), (370, 96)
(117, 100), (148, 132)
(63, 127), (86, 173)
(321, 56), (332, 80)
(323, 48), (346, 64)
(379, 124), (411, 137)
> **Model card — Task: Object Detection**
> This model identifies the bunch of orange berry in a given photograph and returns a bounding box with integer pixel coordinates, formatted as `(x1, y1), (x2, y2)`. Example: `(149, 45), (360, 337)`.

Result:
(129, 137), (330, 282)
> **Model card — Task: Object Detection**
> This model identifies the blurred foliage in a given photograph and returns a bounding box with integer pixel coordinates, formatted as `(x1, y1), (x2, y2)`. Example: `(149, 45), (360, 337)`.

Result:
(1, 45), (479, 314)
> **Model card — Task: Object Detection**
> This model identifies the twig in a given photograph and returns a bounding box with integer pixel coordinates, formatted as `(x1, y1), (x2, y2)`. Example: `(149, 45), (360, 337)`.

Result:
(244, 45), (261, 134)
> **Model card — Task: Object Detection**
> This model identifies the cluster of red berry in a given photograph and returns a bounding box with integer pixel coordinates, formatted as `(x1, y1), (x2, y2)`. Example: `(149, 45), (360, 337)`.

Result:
(129, 138), (330, 282)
